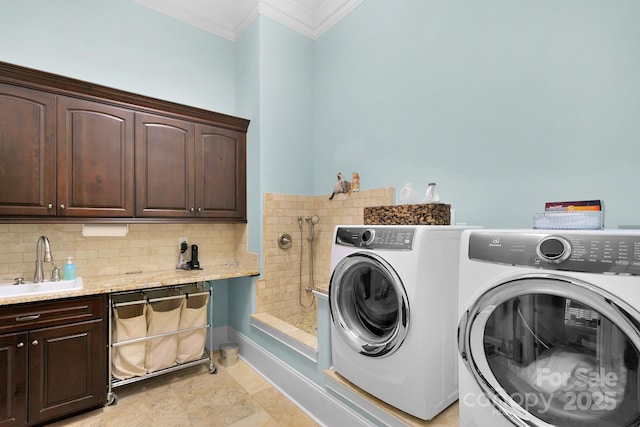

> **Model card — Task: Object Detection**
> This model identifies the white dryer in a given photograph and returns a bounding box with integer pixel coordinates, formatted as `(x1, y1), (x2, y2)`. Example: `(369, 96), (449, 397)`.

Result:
(329, 225), (465, 420)
(458, 229), (640, 427)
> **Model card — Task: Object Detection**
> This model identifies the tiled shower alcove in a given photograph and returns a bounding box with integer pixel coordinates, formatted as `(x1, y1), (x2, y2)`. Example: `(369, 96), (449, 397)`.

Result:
(257, 187), (394, 344)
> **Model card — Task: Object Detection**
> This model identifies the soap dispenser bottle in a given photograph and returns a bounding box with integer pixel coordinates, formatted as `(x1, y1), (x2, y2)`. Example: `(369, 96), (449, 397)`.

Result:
(63, 257), (76, 280)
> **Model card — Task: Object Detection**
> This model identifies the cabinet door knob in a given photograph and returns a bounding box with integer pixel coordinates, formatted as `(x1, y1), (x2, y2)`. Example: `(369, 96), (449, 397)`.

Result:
(32, 340), (39, 346)
(197, 207), (202, 212)
(47, 203), (53, 209)
(17, 342), (24, 348)
(190, 207), (195, 212)
(60, 204), (65, 210)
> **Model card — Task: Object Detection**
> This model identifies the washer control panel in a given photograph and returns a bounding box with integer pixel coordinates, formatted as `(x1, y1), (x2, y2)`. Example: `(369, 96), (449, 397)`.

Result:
(469, 230), (640, 275)
(335, 227), (415, 250)
(536, 235), (572, 264)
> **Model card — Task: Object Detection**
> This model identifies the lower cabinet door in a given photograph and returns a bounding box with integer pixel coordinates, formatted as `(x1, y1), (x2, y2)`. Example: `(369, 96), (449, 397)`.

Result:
(28, 319), (106, 425)
(0, 333), (28, 427)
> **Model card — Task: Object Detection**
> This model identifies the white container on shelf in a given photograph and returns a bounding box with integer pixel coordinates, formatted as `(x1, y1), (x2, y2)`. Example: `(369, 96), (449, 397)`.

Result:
(533, 211), (604, 230)
(398, 183), (419, 204)
(423, 182), (440, 203)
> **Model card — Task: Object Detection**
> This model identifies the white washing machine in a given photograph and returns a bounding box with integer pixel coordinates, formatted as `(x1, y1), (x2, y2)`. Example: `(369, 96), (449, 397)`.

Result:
(458, 229), (640, 427)
(329, 225), (466, 420)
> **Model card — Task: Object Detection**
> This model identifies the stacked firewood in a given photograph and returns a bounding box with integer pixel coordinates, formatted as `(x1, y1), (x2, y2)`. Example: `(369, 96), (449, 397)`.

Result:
(364, 204), (451, 225)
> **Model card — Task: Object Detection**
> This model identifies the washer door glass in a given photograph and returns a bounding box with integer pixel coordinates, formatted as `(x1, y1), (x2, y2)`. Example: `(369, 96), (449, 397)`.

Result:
(459, 276), (640, 427)
(329, 252), (409, 357)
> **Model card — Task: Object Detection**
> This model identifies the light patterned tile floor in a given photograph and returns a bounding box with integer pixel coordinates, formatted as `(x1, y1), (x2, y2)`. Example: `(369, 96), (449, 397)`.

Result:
(48, 356), (318, 427)
(49, 340), (460, 427)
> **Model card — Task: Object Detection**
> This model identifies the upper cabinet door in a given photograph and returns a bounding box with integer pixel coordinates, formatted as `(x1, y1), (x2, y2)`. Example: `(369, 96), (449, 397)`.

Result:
(195, 124), (246, 221)
(135, 112), (195, 217)
(57, 96), (135, 217)
(0, 84), (56, 216)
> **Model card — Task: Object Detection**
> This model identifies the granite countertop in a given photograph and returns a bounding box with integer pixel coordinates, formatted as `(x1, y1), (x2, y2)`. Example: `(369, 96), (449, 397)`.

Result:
(0, 265), (260, 306)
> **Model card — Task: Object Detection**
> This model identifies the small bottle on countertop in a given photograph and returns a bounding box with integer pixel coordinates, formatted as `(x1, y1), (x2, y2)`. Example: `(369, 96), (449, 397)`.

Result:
(423, 183), (440, 203)
(63, 257), (76, 280)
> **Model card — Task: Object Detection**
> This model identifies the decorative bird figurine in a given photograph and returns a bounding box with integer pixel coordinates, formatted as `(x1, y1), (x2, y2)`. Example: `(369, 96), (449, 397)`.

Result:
(329, 172), (351, 200)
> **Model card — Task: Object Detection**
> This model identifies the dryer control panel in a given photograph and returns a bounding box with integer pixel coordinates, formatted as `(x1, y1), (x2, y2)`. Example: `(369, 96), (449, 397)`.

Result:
(468, 230), (640, 276)
(335, 227), (415, 250)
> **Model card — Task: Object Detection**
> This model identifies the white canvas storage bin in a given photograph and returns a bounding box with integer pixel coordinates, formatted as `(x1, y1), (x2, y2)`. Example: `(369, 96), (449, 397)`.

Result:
(107, 282), (216, 406)
(112, 302), (147, 379)
(145, 295), (184, 373)
(176, 293), (209, 363)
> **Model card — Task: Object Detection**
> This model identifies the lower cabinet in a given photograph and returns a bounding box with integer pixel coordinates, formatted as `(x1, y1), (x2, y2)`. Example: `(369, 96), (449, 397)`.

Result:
(0, 295), (106, 426)
(0, 333), (27, 426)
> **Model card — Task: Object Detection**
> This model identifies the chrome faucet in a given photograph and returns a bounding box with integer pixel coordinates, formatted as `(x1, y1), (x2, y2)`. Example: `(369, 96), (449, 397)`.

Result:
(34, 235), (53, 283)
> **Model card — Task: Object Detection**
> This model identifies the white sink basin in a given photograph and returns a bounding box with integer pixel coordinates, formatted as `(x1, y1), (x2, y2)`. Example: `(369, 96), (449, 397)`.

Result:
(0, 278), (83, 299)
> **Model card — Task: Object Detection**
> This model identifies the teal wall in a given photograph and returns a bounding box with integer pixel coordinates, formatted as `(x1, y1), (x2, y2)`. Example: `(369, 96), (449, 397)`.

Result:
(314, 0), (640, 228)
(210, 280), (229, 327)
(259, 17), (315, 195)
(236, 16), (263, 257)
(0, 0), (237, 113)
(234, 15), (315, 256)
(231, 16), (329, 384)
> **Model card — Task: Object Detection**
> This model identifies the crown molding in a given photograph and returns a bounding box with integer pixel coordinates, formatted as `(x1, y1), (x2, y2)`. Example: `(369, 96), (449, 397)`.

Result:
(133, 0), (363, 41)
(312, 0), (363, 39)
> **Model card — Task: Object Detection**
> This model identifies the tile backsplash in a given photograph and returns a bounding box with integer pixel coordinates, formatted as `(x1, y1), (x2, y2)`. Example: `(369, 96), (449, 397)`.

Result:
(258, 188), (394, 317)
(0, 223), (255, 282)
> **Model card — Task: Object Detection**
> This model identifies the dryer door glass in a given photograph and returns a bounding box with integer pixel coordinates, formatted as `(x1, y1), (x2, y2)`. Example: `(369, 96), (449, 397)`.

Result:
(459, 276), (640, 427)
(329, 252), (409, 357)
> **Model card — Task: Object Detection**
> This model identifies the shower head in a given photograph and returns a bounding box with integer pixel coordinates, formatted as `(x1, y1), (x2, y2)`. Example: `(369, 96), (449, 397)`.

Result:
(305, 215), (320, 240)
(305, 215), (320, 224)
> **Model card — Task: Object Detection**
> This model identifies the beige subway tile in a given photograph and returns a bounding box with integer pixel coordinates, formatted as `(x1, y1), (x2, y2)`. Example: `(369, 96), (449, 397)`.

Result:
(99, 265), (122, 276)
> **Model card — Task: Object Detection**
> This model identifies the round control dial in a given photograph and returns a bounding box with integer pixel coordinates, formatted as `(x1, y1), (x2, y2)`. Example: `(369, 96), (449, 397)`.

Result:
(536, 236), (571, 264)
(361, 229), (375, 246)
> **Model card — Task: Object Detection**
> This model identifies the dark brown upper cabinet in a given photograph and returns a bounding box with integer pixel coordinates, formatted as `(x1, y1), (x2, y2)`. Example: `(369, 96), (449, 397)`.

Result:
(0, 61), (249, 223)
(195, 124), (246, 220)
(0, 83), (56, 217)
(135, 113), (195, 218)
(57, 96), (135, 217)
(0, 87), (134, 218)
(135, 116), (247, 221)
